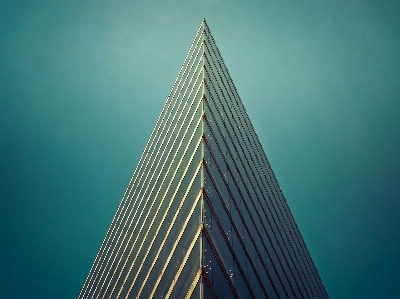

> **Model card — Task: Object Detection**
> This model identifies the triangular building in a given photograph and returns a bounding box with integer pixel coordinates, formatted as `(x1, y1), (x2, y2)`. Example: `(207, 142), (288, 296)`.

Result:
(79, 19), (328, 299)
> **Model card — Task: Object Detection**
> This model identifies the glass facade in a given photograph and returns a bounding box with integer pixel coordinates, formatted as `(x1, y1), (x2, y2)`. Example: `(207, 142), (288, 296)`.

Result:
(79, 19), (328, 299)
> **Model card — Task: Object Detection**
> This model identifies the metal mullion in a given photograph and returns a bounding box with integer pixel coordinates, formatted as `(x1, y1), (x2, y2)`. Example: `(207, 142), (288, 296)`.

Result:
(131, 166), (203, 298)
(80, 188), (133, 298)
(106, 27), (203, 238)
(91, 87), (203, 299)
(93, 58), (204, 299)
(164, 226), (203, 299)
(126, 53), (203, 211)
(148, 190), (203, 298)
(94, 97), (202, 299)
(201, 268), (220, 299)
(205, 85), (308, 299)
(185, 268), (202, 299)
(203, 160), (275, 298)
(230, 123), (316, 297)
(204, 113), (300, 298)
(110, 118), (203, 298)
(202, 226), (240, 299)
(206, 30), (323, 298)
(95, 31), (205, 298)
(78, 28), (200, 297)
(204, 81), (302, 298)
(217, 72), (319, 298)
(281, 211), (326, 298)
(204, 106), (303, 299)
(80, 28), (205, 299)
(204, 60), (309, 298)
(205, 29), (285, 209)
(227, 93), (320, 298)
(203, 191), (266, 299)
(236, 117), (318, 297)
(203, 131), (285, 299)
(107, 68), (202, 271)
(101, 106), (203, 299)
(133, 21), (203, 170)
(109, 41), (203, 237)
(206, 39), (321, 298)
(260, 156), (326, 298)
(102, 54), (203, 248)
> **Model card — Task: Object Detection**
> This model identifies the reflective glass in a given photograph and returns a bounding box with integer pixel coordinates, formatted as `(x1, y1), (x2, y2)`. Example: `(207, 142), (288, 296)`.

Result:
(139, 171), (201, 298)
(153, 200), (201, 299)
(171, 238), (201, 298)
(203, 237), (235, 299)
(81, 20), (328, 299)
(202, 279), (214, 299)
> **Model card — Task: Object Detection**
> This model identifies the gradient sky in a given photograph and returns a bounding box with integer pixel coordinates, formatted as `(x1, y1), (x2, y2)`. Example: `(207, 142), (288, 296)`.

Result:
(1, 1), (400, 298)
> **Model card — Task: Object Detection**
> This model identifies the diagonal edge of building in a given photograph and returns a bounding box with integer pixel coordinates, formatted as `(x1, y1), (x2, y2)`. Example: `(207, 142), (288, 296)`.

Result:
(79, 19), (329, 299)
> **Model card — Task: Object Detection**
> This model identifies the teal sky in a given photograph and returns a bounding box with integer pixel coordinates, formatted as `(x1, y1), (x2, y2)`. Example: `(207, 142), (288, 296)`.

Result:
(1, 1), (400, 298)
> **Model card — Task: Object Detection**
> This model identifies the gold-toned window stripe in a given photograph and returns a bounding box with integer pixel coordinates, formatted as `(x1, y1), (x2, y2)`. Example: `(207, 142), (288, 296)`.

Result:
(130, 168), (203, 298)
(184, 268), (202, 299)
(164, 226), (202, 299)
(115, 139), (203, 298)
(92, 62), (204, 298)
(201, 268), (219, 299)
(144, 190), (203, 298)
(101, 116), (203, 299)
(92, 94), (202, 299)
(79, 27), (205, 299)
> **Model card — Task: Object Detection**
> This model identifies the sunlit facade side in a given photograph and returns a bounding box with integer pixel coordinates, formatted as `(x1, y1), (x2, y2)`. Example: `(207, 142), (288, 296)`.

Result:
(79, 19), (328, 299)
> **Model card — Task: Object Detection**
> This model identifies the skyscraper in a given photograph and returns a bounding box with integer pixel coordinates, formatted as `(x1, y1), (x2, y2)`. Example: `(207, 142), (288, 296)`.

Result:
(79, 19), (328, 299)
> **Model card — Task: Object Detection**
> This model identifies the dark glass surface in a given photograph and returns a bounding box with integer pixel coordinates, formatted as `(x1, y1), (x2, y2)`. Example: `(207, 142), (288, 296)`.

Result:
(201, 279), (214, 299)
(203, 65), (310, 298)
(82, 21), (329, 299)
(171, 238), (201, 298)
(203, 237), (235, 299)
(139, 171), (201, 298)
(153, 201), (201, 299)
(81, 32), (205, 295)
(120, 143), (202, 297)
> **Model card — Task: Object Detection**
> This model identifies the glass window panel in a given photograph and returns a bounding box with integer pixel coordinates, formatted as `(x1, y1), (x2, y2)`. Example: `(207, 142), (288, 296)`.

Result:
(178, 58), (202, 100)
(203, 237), (235, 299)
(204, 201), (233, 273)
(231, 259), (250, 299)
(140, 171), (201, 298)
(189, 278), (201, 299)
(202, 278), (214, 299)
(136, 85), (201, 199)
(206, 27), (324, 298)
(153, 202), (201, 299)
(171, 238), (200, 299)
(204, 173), (271, 297)
(113, 142), (202, 297)
(244, 256), (261, 299)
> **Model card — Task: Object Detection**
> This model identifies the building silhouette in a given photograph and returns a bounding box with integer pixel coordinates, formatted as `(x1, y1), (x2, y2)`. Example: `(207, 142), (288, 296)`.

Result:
(79, 19), (328, 299)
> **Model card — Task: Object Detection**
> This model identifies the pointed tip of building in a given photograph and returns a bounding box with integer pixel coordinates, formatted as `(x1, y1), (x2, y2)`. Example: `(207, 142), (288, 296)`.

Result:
(202, 18), (206, 23)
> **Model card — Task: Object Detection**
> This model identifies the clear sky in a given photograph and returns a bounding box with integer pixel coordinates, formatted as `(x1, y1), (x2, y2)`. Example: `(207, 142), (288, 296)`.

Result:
(1, 1), (399, 298)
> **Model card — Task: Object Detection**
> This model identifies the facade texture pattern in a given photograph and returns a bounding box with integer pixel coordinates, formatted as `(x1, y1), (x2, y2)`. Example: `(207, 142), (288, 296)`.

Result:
(79, 20), (329, 299)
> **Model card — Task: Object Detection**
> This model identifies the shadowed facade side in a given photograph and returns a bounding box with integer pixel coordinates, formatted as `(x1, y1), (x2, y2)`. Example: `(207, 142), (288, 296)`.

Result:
(79, 19), (329, 299)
